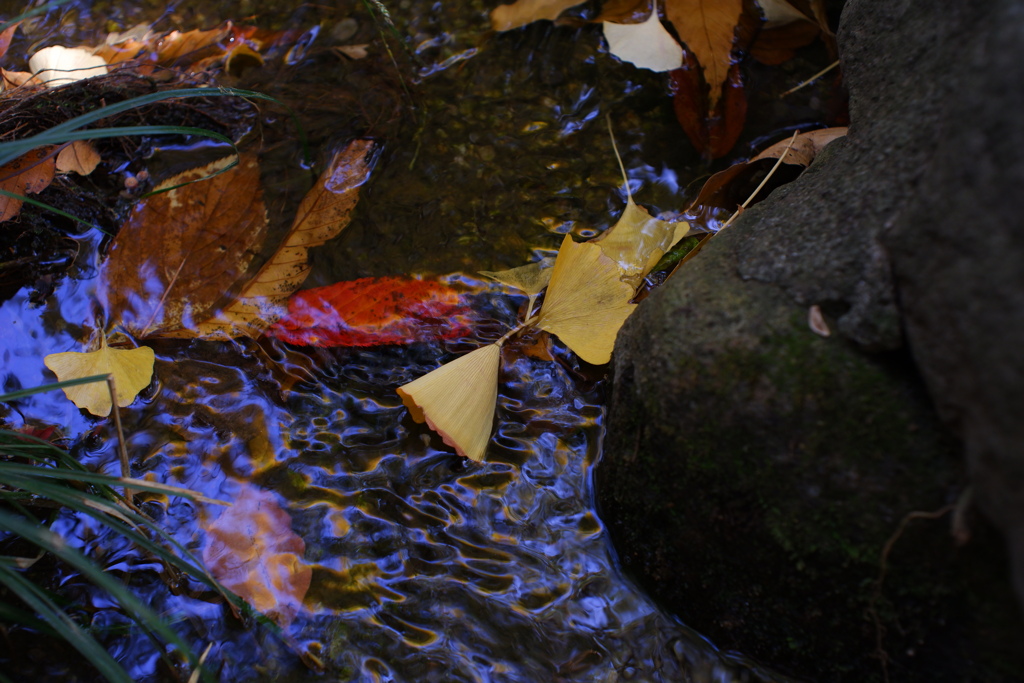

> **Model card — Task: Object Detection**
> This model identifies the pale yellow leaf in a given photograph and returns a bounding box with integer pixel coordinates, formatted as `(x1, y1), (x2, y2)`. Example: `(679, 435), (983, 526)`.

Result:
(397, 343), (501, 462)
(603, 2), (683, 72)
(491, 0), (587, 31)
(28, 46), (108, 87)
(663, 0), (744, 109)
(536, 234), (637, 365)
(44, 342), (154, 417)
(757, 0), (810, 26)
(479, 258), (555, 296)
(172, 139), (376, 339)
(595, 198), (694, 284)
(56, 140), (101, 175)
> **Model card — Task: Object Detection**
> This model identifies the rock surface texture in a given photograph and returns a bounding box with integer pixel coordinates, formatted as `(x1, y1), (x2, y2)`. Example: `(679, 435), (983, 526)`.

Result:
(598, 0), (1024, 680)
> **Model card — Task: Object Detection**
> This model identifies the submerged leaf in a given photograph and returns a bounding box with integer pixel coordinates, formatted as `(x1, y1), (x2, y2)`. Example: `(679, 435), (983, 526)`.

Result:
(176, 139), (377, 339)
(43, 342), (154, 417)
(101, 153), (268, 338)
(202, 485), (311, 627)
(536, 235), (637, 365)
(397, 343), (502, 462)
(267, 276), (477, 347)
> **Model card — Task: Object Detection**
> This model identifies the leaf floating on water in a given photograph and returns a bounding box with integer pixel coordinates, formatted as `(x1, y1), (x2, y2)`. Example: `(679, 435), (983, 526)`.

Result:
(101, 153), (268, 338)
(480, 258), (555, 318)
(595, 198), (694, 285)
(0, 148), (55, 222)
(267, 276), (477, 347)
(202, 485), (312, 628)
(179, 139), (377, 340)
(56, 140), (101, 176)
(479, 259), (555, 296)
(603, 1), (683, 72)
(536, 235), (637, 365)
(43, 341), (154, 417)
(397, 343), (502, 462)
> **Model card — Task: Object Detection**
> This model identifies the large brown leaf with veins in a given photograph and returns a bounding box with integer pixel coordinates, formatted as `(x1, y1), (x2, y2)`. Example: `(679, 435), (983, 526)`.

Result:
(101, 153), (267, 337)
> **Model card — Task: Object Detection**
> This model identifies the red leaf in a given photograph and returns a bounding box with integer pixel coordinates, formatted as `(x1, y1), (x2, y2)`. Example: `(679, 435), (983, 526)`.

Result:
(267, 276), (479, 347)
(670, 57), (747, 159)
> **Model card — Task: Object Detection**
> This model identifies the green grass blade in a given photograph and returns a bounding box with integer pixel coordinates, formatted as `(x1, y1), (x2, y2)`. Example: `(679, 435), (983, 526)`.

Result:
(0, 563), (133, 683)
(0, 375), (109, 402)
(0, 510), (197, 669)
(0, 0), (76, 33)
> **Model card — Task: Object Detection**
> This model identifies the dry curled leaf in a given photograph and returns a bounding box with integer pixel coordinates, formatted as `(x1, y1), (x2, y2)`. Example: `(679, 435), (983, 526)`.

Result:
(55, 140), (101, 176)
(43, 341), (154, 417)
(101, 153), (268, 338)
(202, 485), (312, 627)
(689, 127), (847, 216)
(398, 343), (502, 462)
(0, 148), (56, 223)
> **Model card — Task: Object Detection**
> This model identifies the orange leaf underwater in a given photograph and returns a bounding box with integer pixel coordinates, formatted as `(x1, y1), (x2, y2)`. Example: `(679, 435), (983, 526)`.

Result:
(202, 486), (311, 627)
(267, 276), (480, 347)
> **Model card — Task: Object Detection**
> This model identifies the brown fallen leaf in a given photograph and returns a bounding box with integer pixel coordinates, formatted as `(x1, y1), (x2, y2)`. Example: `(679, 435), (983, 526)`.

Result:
(0, 21), (19, 61)
(55, 140), (101, 176)
(100, 153), (268, 337)
(689, 126), (846, 216)
(170, 139), (377, 339)
(397, 342), (502, 462)
(0, 148), (56, 223)
(43, 339), (155, 417)
(155, 24), (232, 67)
(490, 0), (586, 31)
(202, 485), (312, 627)
(600, 0), (744, 110)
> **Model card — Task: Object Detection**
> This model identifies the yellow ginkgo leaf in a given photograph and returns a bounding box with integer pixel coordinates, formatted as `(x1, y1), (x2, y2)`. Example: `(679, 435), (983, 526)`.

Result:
(595, 118), (696, 283)
(397, 343), (502, 462)
(480, 258), (556, 319)
(44, 341), (155, 417)
(536, 234), (637, 365)
(479, 258), (555, 296)
(594, 197), (694, 284)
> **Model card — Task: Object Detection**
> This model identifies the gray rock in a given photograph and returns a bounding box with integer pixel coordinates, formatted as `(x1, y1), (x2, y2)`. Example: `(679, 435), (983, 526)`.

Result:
(599, 0), (1024, 679)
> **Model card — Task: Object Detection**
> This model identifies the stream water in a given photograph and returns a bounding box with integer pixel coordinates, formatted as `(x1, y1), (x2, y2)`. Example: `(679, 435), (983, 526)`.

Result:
(0, 0), (834, 680)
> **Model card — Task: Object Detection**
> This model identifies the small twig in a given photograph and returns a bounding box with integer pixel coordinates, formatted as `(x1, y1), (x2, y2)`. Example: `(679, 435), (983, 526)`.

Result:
(106, 375), (134, 501)
(497, 315), (540, 346)
(717, 130), (800, 233)
(187, 642), (214, 683)
(780, 60), (840, 97)
(867, 504), (955, 683)
(606, 113), (633, 203)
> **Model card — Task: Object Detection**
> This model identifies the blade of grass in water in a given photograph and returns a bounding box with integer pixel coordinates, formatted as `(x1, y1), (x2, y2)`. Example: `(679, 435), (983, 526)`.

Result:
(0, 0), (76, 33)
(0, 562), (133, 683)
(0, 510), (199, 672)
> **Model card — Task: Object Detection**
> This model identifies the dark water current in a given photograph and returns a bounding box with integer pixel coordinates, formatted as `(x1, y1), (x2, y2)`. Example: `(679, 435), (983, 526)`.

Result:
(0, 0), (833, 679)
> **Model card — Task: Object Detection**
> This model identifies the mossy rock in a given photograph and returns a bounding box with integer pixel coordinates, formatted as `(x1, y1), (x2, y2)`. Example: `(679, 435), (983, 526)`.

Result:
(598, 224), (1024, 681)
